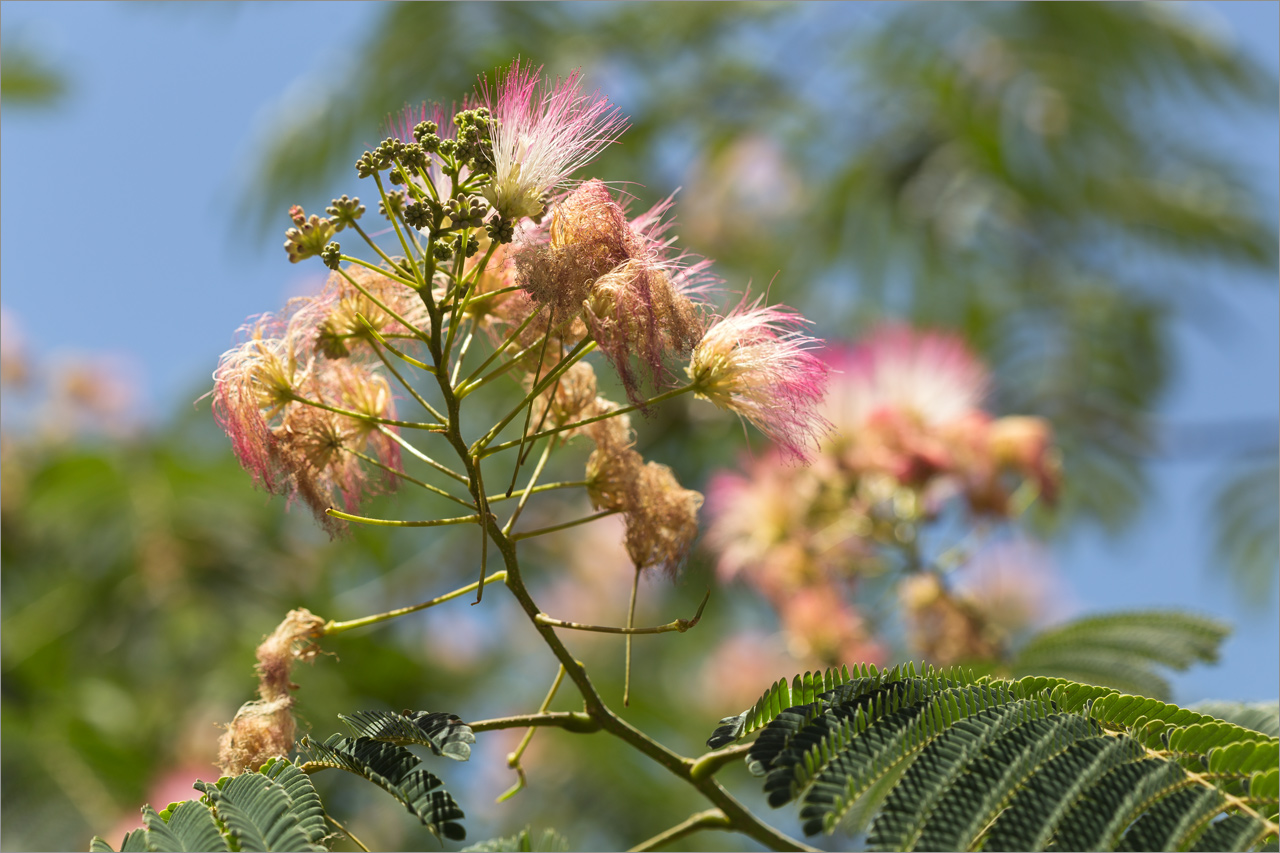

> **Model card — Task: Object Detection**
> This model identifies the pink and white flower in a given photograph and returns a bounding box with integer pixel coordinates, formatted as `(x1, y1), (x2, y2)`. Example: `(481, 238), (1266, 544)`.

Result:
(823, 326), (990, 436)
(479, 61), (627, 221)
(687, 297), (831, 462)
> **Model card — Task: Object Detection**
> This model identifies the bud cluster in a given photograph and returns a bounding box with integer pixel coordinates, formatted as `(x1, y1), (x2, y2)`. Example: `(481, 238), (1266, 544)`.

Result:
(222, 61), (834, 582)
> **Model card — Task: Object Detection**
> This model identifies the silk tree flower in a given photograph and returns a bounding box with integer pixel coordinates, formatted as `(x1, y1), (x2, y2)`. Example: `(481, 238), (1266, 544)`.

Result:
(820, 328), (990, 486)
(823, 326), (990, 439)
(516, 179), (708, 403)
(279, 360), (401, 531)
(479, 61), (626, 222)
(313, 266), (430, 359)
(211, 294), (403, 534)
(211, 312), (315, 493)
(687, 297), (831, 463)
(623, 461), (703, 578)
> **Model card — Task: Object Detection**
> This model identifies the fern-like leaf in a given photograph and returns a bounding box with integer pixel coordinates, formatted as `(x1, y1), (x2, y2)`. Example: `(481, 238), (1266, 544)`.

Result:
(195, 773), (326, 852)
(259, 759), (327, 846)
(338, 710), (475, 761)
(300, 734), (465, 841)
(1191, 701), (1280, 738)
(710, 663), (1280, 851)
(1011, 611), (1229, 700)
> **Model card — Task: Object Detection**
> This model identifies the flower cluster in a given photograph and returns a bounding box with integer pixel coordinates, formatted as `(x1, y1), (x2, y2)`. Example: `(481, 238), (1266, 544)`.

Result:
(706, 326), (1061, 667)
(210, 267), (415, 534)
(212, 61), (833, 586)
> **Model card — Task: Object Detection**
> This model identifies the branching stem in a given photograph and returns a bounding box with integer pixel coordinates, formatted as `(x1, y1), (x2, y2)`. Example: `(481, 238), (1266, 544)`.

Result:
(627, 809), (732, 853)
(324, 508), (479, 528)
(536, 589), (710, 636)
(321, 571), (507, 635)
(510, 509), (619, 541)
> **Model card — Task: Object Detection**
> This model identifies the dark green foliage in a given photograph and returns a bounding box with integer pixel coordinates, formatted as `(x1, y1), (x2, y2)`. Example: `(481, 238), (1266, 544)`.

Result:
(89, 760), (322, 853)
(194, 772), (326, 852)
(299, 733), (466, 841)
(1011, 610), (1230, 700)
(338, 709), (475, 760)
(708, 664), (1280, 851)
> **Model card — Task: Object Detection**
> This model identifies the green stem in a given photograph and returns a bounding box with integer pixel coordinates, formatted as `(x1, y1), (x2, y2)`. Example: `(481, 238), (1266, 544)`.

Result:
(456, 305), (543, 392)
(378, 426), (469, 484)
(503, 439), (555, 535)
(321, 571), (506, 635)
(627, 809), (732, 853)
(467, 711), (599, 734)
(484, 480), (589, 504)
(480, 383), (696, 458)
(470, 339), (595, 453)
(325, 814), (370, 853)
(370, 342), (446, 423)
(355, 312), (435, 372)
(689, 743), (753, 782)
(336, 254), (419, 291)
(348, 219), (417, 289)
(449, 327), (476, 386)
(510, 509), (620, 541)
(535, 588), (710, 636)
(325, 508), (479, 528)
(496, 665), (566, 803)
(288, 393), (443, 431)
(344, 447), (474, 509)
(369, 172), (423, 288)
(624, 567), (641, 706)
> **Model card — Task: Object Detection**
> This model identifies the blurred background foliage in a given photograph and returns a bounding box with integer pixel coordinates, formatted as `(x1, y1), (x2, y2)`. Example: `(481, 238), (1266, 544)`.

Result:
(2, 3), (1277, 851)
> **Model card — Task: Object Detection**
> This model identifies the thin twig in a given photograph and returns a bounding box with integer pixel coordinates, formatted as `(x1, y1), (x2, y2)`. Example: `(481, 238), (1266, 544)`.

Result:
(322, 571), (508, 635)
(627, 809), (731, 853)
(536, 589), (711, 636)
(510, 509), (620, 541)
(325, 508), (479, 528)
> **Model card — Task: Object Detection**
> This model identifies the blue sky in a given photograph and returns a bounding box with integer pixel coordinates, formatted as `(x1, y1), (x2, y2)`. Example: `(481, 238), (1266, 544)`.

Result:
(1, 1), (1276, 704)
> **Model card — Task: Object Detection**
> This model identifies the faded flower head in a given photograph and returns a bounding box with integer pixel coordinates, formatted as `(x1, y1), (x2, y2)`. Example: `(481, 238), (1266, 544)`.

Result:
(623, 461), (703, 577)
(688, 297), (830, 462)
(210, 287), (403, 534)
(480, 61), (626, 222)
(218, 609), (326, 776)
(515, 179), (707, 404)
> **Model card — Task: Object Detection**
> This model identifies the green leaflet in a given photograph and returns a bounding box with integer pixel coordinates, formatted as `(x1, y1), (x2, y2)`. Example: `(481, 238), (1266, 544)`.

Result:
(195, 772), (326, 852)
(1191, 701), (1280, 738)
(338, 709), (475, 761)
(707, 663), (1280, 851)
(300, 733), (466, 841)
(1011, 610), (1229, 701)
(87, 763), (318, 853)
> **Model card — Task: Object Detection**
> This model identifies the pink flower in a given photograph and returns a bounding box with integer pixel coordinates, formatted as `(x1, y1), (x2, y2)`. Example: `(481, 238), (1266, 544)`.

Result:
(823, 326), (990, 436)
(479, 61), (627, 221)
(515, 179), (709, 404)
(687, 297), (830, 462)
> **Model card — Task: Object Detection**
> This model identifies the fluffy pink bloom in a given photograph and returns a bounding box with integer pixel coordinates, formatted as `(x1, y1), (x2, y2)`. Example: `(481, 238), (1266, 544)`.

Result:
(210, 292), (404, 534)
(705, 459), (819, 585)
(823, 326), (989, 435)
(687, 297), (830, 462)
(516, 179), (709, 404)
(479, 61), (627, 221)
